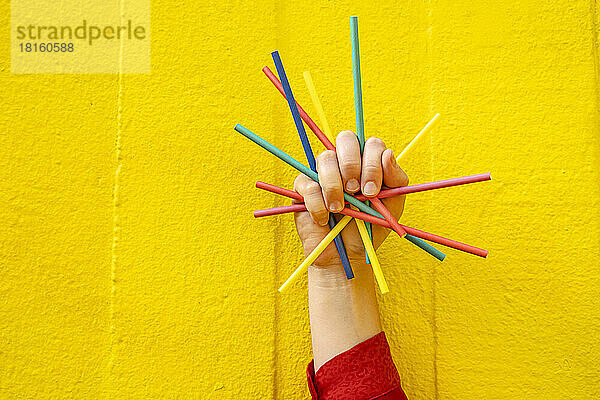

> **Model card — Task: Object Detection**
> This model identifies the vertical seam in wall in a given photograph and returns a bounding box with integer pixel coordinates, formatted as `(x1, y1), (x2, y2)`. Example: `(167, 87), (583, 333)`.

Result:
(271, 147), (281, 400)
(108, 0), (124, 395)
(426, 1), (439, 398)
(271, 103), (281, 399)
(271, 2), (282, 398)
(591, 0), (599, 128)
(591, 0), (600, 243)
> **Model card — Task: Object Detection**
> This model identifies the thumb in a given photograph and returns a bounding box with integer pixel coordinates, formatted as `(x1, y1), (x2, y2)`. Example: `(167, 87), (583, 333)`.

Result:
(382, 149), (409, 188)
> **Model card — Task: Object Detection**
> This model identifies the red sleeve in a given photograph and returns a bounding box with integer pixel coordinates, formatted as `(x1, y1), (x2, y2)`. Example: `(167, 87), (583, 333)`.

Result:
(306, 332), (408, 400)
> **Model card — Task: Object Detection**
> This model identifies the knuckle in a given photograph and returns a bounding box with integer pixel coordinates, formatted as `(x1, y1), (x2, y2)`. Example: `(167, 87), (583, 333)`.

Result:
(341, 159), (361, 172)
(364, 164), (382, 176)
(366, 137), (385, 148)
(337, 130), (356, 141)
(304, 181), (322, 196)
(401, 172), (409, 186)
(312, 209), (329, 223)
(294, 174), (315, 193)
(322, 186), (341, 198)
(317, 150), (336, 163)
(293, 174), (305, 187)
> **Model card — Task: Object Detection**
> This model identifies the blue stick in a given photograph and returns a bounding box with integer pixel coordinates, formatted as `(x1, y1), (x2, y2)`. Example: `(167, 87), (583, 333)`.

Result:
(271, 51), (354, 279)
(271, 51), (317, 170)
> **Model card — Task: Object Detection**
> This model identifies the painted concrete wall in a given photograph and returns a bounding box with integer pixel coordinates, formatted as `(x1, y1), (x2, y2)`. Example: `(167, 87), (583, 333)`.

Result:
(1, 0), (599, 398)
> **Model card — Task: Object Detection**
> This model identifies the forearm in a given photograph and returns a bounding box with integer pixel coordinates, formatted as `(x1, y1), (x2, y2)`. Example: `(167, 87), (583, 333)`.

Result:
(308, 260), (382, 371)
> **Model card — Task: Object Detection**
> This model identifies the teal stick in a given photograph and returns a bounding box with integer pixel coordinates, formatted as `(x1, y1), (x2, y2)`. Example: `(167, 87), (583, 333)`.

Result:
(405, 235), (446, 261)
(350, 16), (365, 151)
(235, 124), (384, 219)
(350, 15), (373, 262)
(349, 17), (444, 262)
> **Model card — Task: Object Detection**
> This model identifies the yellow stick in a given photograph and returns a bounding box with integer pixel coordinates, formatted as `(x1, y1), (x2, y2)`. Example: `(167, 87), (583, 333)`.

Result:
(354, 209), (389, 294)
(396, 113), (441, 162)
(303, 71), (334, 143)
(302, 71), (376, 266)
(279, 216), (353, 292)
(297, 71), (390, 294)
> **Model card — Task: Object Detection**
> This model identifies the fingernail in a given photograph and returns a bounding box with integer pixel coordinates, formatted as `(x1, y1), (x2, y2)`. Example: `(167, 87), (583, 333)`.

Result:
(346, 178), (360, 192)
(329, 201), (342, 212)
(363, 181), (378, 196)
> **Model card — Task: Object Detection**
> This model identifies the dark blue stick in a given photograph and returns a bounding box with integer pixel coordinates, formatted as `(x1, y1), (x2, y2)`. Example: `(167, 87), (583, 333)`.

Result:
(271, 51), (354, 279)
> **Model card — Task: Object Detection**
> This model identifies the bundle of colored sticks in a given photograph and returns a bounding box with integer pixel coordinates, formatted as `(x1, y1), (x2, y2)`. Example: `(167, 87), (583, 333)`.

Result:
(234, 16), (490, 294)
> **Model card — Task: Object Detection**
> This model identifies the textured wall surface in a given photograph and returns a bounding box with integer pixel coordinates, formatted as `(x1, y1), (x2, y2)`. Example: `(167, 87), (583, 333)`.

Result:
(1, 0), (599, 399)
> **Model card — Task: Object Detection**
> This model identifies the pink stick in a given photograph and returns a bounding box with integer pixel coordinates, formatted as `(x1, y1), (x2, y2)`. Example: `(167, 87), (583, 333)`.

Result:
(256, 173), (491, 203)
(375, 173), (491, 200)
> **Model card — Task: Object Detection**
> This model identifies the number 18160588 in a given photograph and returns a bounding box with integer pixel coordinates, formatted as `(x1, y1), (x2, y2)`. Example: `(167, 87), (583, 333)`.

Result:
(19, 43), (74, 52)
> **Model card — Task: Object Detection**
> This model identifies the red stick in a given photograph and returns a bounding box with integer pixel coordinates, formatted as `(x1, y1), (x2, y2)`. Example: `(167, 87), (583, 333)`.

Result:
(253, 204), (306, 217)
(338, 208), (488, 258)
(369, 197), (407, 238)
(253, 203), (487, 258)
(401, 225), (488, 258)
(255, 181), (303, 201)
(262, 66), (335, 151)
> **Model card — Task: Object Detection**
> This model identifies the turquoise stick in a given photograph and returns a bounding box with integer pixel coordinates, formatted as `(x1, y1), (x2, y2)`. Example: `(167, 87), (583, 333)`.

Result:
(405, 234), (446, 261)
(350, 16), (365, 151)
(349, 16), (444, 262)
(350, 15), (373, 262)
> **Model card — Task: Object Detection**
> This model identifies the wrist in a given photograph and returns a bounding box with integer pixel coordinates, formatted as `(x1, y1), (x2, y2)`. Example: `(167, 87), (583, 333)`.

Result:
(308, 260), (374, 288)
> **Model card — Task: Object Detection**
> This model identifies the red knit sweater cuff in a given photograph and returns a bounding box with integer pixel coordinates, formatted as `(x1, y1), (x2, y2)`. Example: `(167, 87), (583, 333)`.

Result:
(306, 332), (408, 400)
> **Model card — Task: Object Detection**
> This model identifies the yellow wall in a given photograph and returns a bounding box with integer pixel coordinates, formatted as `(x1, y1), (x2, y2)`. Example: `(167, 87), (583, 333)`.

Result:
(1, 0), (599, 399)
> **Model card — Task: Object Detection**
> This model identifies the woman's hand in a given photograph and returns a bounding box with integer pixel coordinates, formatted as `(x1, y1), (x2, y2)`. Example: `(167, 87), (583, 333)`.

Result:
(293, 131), (409, 268)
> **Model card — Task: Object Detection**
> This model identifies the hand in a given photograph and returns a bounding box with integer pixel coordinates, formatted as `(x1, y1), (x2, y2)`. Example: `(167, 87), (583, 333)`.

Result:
(293, 131), (409, 268)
